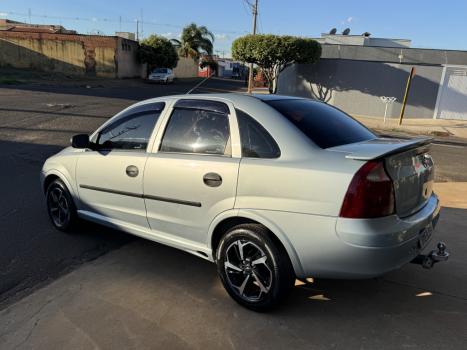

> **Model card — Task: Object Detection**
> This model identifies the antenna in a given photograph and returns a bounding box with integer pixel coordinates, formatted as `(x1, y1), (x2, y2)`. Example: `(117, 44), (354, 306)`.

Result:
(342, 28), (351, 35)
(329, 28), (337, 35)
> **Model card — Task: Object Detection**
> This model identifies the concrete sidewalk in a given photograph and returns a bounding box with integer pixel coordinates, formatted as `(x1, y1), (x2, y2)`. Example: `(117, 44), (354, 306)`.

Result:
(354, 115), (467, 144)
(1, 184), (466, 350)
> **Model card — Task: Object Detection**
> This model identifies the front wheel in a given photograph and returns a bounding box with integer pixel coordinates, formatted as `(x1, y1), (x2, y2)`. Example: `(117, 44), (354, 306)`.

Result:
(216, 224), (295, 311)
(46, 179), (78, 232)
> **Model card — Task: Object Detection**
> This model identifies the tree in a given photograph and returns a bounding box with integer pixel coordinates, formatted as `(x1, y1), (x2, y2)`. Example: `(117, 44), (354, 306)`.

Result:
(137, 35), (179, 73)
(231, 34), (321, 93)
(171, 23), (215, 59)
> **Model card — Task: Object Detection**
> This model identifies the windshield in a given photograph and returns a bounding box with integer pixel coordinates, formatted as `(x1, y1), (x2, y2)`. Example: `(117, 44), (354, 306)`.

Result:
(265, 99), (376, 149)
(153, 68), (168, 74)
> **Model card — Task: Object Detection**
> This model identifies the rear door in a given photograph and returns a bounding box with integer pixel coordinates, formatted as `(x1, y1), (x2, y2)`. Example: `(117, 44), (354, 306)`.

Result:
(76, 102), (165, 228)
(143, 99), (241, 245)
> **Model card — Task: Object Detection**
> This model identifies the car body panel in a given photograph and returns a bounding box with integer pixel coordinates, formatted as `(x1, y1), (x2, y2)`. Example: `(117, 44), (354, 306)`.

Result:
(235, 155), (358, 217)
(143, 153), (240, 244)
(76, 150), (149, 228)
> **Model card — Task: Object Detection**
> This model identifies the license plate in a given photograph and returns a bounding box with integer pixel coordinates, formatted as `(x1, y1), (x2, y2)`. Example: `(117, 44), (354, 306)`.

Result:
(418, 224), (433, 248)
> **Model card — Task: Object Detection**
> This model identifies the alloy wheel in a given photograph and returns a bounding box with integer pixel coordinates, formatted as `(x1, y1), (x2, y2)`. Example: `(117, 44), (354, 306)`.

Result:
(47, 187), (70, 227)
(224, 239), (273, 302)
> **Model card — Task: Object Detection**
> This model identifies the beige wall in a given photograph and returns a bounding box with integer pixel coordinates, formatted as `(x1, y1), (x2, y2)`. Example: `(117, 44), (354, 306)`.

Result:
(173, 56), (198, 78)
(116, 38), (142, 78)
(0, 31), (118, 77)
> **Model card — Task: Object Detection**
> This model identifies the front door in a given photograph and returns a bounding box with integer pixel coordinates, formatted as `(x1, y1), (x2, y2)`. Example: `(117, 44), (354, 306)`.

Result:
(76, 102), (165, 228)
(143, 99), (240, 245)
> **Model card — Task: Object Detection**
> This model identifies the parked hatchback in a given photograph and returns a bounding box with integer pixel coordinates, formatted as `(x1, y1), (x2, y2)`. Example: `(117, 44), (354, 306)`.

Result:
(41, 94), (447, 311)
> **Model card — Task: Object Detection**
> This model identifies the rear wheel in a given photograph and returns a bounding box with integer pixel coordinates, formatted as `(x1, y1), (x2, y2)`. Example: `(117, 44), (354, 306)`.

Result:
(46, 179), (78, 232)
(216, 224), (295, 311)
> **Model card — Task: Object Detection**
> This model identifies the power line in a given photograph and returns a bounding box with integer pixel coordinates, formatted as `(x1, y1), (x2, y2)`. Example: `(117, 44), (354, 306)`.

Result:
(0, 10), (247, 36)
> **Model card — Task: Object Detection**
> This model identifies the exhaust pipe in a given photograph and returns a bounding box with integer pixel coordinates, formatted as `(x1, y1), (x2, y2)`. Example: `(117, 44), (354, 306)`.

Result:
(411, 242), (449, 269)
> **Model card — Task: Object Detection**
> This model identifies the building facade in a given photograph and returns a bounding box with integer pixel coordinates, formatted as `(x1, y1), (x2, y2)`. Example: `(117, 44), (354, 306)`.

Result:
(0, 20), (142, 78)
(278, 40), (467, 120)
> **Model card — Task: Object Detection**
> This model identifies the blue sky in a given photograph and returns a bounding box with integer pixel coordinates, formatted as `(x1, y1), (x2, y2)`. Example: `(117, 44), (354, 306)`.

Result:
(2, 0), (467, 55)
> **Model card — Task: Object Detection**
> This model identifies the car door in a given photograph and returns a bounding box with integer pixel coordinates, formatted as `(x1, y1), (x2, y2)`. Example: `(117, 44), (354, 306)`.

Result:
(143, 99), (241, 245)
(76, 102), (165, 228)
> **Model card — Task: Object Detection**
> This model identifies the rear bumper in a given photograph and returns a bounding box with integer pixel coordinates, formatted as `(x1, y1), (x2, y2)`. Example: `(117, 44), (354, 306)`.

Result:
(323, 194), (441, 278)
(336, 194), (440, 248)
(147, 77), (167, 82)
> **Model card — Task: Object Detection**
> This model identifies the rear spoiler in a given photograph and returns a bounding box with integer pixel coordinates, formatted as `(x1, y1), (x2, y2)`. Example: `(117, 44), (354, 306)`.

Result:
(330, 137), (433, 161)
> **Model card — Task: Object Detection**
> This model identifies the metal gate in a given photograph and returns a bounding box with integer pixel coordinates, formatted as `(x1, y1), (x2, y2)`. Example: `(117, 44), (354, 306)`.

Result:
(434, 66), (467, 120)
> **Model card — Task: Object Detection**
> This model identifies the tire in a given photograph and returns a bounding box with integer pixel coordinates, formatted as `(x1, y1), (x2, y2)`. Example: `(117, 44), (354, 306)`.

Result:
(46, 178), (78, 232)
(216, 224), (295, 311)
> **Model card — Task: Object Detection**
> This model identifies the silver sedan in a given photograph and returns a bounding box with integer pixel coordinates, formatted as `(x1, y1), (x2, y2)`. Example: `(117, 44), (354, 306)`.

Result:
(40, 94), (448, 311)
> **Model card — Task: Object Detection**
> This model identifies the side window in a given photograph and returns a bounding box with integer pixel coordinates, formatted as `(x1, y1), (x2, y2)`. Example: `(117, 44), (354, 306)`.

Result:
(97, 102), (164, 151)
(236, 109), (280, 158)
(160, 101), (231, 156)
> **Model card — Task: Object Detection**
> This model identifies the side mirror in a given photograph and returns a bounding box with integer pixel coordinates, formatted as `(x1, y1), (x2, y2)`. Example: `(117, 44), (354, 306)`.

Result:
(71, 134), (90, 149)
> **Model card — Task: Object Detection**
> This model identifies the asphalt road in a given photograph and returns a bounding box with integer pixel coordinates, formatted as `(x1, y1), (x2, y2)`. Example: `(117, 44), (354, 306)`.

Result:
(0, 76), (465, 310)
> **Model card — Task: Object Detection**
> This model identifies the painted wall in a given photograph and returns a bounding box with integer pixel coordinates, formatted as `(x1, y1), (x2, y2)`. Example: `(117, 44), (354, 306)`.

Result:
(0, 31), (119, 77)
(173, 56), (199, 78)
(115, 37), (142, 78)
(277, 59), (443, 119)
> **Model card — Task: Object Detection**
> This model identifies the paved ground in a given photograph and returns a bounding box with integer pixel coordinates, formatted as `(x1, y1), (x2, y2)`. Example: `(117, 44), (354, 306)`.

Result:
(0, 205), (466, 349)
(0, 77), (466, 349)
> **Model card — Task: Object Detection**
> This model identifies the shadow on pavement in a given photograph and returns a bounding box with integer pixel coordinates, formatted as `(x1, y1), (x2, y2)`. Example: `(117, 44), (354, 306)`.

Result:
(0, 139), (133, 307)
(0, 77), (247, 101)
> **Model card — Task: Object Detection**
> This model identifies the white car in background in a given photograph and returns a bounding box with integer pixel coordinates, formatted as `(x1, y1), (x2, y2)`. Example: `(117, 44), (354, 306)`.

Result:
(148, 68), (175, 83)
(40, 94), (448, 311)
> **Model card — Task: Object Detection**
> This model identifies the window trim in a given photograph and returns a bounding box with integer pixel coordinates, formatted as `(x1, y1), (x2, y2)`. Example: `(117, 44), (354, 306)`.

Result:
(157, 101), (233, 158)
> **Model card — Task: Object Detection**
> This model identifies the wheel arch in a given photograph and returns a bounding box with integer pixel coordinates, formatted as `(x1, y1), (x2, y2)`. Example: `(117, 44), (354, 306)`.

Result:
(42, 170), (78, 202)
(208, 209), (304, 277)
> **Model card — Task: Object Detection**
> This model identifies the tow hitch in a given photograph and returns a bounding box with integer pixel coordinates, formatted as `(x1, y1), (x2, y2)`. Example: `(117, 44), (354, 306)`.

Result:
(411, 242), (449, 269)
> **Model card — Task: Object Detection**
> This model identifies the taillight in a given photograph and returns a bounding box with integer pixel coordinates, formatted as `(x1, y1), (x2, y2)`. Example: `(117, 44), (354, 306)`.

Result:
(339, 160), (395, 218)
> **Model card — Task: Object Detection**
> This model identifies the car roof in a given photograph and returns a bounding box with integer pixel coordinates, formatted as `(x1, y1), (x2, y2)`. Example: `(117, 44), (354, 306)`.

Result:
(138, 93), (306, 107)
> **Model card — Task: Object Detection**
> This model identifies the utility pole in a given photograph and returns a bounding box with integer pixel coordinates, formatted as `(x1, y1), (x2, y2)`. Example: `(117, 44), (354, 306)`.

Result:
(399, 67), (416, 125)
(136, 20), (139, 41)
(28, 8), (31, 24)
(140, 8), (144, 40)
(247, 0), (258, 94)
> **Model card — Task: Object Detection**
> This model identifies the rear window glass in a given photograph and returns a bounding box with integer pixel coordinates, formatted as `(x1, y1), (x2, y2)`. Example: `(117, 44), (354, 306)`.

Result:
(236, 109), (280, 158)
(265, 99), (375, 149)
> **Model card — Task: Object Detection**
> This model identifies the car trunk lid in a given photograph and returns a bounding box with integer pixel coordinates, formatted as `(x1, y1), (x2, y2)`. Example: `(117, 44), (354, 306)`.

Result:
(329, 137), (434, 218)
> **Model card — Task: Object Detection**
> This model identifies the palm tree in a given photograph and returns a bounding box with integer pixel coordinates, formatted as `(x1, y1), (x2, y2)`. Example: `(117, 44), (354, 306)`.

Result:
(171, 23), (215, 59)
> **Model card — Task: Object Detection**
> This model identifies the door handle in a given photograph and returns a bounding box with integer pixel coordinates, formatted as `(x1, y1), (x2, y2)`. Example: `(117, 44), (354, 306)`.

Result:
(203, 172), (222, 187)
(126, 165), (139, 177)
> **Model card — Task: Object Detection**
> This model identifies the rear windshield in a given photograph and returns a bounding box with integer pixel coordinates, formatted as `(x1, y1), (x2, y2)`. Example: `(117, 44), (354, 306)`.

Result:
(265, 99), (376, 149)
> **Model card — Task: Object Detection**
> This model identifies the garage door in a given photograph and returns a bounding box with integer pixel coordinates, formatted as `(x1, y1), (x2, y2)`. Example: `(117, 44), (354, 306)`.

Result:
(436, 66), (467, 120)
